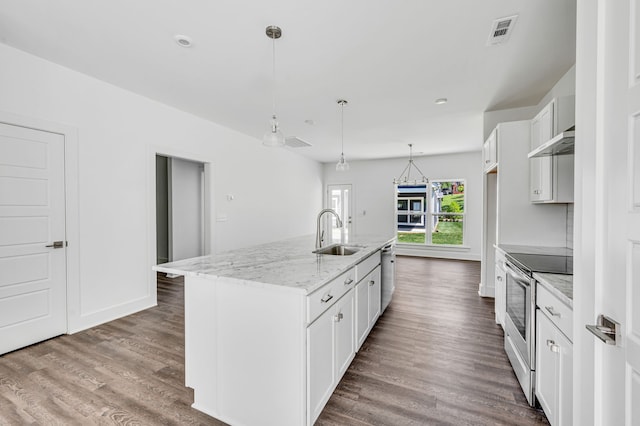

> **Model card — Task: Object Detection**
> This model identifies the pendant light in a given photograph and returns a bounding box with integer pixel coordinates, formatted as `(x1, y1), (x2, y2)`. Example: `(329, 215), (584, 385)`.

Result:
(336, 99), (349, 171)
(263, 25), (285, 147)
(393, 144), (428, 185)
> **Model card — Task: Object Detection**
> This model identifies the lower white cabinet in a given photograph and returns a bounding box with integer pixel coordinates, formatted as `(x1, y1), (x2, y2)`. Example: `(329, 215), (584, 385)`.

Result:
(536, 306), (573, 426)
(308, 290), (355, 425)
(356, 265), (381, 349)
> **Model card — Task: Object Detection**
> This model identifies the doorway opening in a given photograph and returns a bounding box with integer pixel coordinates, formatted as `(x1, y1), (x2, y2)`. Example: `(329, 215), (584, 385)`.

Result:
(156, 155), (206, 265)
(326, 184), (352, 243)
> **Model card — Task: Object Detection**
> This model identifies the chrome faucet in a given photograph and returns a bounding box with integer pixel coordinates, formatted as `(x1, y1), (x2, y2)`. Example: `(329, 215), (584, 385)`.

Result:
(316, 209), (343, 249)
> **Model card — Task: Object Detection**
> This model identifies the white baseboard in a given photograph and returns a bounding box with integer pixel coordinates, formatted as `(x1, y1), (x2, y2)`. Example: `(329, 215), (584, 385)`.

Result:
(478, 282), (495, 298)
(396, 245), (481, 261)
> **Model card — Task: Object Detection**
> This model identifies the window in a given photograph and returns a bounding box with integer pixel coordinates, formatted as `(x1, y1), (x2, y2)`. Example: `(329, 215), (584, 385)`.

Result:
(396, 180), (465, 246)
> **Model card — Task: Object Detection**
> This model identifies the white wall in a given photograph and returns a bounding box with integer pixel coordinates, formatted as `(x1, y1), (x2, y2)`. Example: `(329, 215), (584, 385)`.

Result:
(483, 65), (576, 140)
(323, 151), (483, 261)
(170, 157), (203, 261)
(0, 43), (323, 332)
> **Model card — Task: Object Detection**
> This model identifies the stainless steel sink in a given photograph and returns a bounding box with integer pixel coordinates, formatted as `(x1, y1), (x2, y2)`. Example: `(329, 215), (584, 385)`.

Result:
(313, 244), (361, 256)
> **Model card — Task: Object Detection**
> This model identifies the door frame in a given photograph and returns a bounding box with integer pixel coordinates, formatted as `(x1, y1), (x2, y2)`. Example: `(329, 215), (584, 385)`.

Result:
(0, 110), (80, 333)
(574, 0), (597, 421)
(147, 146), (214, 296)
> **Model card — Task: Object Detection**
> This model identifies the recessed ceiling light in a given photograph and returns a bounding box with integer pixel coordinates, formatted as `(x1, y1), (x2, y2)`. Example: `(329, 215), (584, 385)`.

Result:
(174, 35), (193, 48)
(435, 98), (448, 105)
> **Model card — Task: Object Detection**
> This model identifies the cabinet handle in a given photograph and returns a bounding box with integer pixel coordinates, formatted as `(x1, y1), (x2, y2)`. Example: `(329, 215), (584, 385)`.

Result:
(344, 278), (354, 286)
(485, 159), (490, 164)
(334, 312), (344, 322)
(545, 306), (561, 317)
(497, 276), (502, 282)
(369, 279), (375, 286)
(321, 294), (334, 303)
(547, 340), (559, 353)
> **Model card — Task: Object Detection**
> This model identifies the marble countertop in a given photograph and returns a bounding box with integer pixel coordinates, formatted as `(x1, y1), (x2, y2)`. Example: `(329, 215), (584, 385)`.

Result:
(153, 234), (395, 294)
(534, 272), (573, 308)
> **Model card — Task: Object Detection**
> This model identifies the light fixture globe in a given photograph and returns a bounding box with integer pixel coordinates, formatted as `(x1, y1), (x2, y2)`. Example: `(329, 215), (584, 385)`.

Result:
(336, 154), (350, 171)
(263, 115), (285, 146)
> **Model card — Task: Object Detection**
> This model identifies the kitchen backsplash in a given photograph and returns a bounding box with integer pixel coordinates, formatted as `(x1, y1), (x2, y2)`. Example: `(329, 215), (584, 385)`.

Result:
(566, 203), (574, 250)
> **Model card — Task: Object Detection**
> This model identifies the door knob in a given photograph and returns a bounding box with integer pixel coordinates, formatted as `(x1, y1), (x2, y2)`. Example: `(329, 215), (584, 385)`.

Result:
(45, 241), (65, 249)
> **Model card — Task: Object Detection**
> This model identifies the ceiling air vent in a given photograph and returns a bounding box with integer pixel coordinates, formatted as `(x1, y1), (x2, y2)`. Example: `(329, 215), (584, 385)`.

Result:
(487, 15), (518, 46)
(285, 137), (312, 148)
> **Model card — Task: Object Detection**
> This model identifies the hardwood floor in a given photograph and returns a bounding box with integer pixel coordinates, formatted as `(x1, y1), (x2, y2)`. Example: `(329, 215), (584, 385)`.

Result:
(0, 273), (223, 425)
(0, 257), (548, 425)
(316, 256), (549, 426)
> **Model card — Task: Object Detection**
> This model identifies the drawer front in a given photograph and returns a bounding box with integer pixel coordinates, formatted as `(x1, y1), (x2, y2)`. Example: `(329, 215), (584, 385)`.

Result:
(537, 283), (573, 341)
(307, 268), (355, 324)
(355, 251), (381, 283)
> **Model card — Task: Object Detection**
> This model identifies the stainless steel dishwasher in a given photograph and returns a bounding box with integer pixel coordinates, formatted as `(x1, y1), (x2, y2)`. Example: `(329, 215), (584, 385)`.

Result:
(380, 242), (396, 312)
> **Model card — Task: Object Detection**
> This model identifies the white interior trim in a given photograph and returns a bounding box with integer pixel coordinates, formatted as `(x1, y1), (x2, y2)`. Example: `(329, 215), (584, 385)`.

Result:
(147, 145), (215, 296)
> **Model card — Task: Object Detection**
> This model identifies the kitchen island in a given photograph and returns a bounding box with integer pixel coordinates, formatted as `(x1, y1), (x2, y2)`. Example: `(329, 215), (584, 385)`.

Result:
(154, 234), (394, 426)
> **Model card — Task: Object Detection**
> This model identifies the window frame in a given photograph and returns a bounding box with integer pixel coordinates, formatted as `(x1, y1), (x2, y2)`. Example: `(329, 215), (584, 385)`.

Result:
(395, 179), (466, 247)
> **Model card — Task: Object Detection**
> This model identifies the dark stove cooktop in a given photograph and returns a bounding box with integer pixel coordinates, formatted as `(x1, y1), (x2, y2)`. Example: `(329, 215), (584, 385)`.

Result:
(506, 252), (573, 275)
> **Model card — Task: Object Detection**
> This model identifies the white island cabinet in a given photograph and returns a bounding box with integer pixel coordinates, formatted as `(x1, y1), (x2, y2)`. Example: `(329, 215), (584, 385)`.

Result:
(154, 235), (392, 426)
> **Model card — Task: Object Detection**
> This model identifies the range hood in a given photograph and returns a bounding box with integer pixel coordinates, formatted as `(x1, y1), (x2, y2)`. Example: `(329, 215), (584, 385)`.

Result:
(528, 130), (575, 158)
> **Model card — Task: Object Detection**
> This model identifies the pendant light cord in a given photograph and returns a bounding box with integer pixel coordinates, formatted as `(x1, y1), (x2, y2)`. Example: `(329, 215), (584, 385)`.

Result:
(271, 33), (277, 118)
(340, 102), (345, 155)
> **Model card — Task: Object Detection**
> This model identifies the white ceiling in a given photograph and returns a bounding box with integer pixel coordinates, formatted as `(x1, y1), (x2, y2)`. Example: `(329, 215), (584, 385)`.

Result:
(0, 0), (576, 163)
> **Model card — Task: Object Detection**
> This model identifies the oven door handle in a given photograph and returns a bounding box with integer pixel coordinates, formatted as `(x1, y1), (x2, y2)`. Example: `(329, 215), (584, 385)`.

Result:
(504, 262), (531, 288)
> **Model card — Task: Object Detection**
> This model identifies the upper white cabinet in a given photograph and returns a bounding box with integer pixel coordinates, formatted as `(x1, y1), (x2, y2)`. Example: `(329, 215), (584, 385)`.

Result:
(483, 128), (498, 173)
(529, 97), (575, 203)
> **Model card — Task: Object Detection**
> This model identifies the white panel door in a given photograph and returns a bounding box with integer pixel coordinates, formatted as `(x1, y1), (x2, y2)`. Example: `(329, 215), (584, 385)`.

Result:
(591, 0), (640, 424)
(0, 122), (66, 355)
